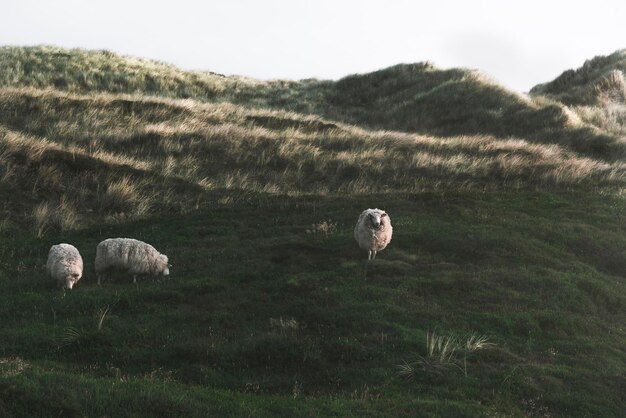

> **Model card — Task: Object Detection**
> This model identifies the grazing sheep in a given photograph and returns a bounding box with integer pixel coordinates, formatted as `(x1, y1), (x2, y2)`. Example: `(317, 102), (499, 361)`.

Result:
(354, 208), (393, 260)
(46, 243), (83, 290)
(95, 238), (169, 284)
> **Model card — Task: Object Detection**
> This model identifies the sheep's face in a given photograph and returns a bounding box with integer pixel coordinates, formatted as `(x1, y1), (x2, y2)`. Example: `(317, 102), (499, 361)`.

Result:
(64, 273), (81, 290)
(369, 211), (388, 229)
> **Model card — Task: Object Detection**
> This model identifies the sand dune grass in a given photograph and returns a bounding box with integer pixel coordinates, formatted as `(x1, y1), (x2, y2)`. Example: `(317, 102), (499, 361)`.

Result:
(1, 87), (624, 232)
(3, 46), (626, 161)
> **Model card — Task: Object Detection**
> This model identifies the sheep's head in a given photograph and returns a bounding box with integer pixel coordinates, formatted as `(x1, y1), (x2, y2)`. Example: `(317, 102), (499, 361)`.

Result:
(64, 273), (81, 290)
(368, 209), (388, 229)
(160, 254), (170, 276)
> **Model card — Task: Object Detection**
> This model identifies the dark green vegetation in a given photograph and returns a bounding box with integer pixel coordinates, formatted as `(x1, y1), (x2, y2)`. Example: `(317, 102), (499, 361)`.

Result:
(0, 46), (624, 417)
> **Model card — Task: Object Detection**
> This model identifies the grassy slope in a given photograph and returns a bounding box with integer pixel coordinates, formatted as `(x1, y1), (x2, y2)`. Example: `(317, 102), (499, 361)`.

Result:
(2, 193), (625, 417)
(530, 50), (626, 106)
(0, 46), (624, 417)
(2, 87), (622, 232)
(530, 50), (626, 137)
(2, 46), (624, 160)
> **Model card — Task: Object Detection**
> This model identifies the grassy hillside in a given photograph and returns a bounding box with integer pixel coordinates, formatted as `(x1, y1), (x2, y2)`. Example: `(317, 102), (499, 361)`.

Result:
(2, 46), (625, 160)
(531, 50), (626, 136)
(531, 50), (626, 106)
(0, 46), (624, 417)
(1, 87), (622, 232)
(2, 192), (625, 417)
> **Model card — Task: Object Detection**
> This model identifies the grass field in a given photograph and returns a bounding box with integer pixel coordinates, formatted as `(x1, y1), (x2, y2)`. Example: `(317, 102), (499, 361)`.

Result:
(0, 46), (624, 417)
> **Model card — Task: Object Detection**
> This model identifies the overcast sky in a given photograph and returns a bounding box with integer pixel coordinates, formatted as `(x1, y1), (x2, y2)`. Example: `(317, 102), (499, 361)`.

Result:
(2, 0), (625, 92)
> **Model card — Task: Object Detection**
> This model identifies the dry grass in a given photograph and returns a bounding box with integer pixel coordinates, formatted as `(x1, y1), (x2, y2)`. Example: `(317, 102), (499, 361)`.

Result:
(2, 88), (623, 192)
(530, 49), (626, 139)
(99, 175), (143, 214)
(3, 46), (625, 161)
(531, 49), (626, 106)
(0, 121), (205, 232)
(544, 58), (626, 138)
(573, 103), (626, 136)
(0, 47), (624, 232)
(0, 86), (623, 232)
(0, 45), (243, 99)
(398, 331), (495, 379)
(32, 197), (79, 237)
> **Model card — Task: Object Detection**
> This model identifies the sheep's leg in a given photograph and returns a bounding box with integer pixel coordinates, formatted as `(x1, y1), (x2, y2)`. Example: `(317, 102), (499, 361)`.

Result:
(373, 251), (377, 260)
(368, 250), (372, 261)
(133, 275), (137, 284)
(97, 275), (101, 286)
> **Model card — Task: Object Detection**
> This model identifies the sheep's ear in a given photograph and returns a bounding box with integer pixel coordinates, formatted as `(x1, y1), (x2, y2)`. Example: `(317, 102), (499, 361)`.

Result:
(381, 213), (388, 217)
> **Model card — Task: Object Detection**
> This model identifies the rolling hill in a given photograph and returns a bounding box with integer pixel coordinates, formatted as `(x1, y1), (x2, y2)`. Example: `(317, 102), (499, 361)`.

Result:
(0, 46), (624, 417)
(531, 49), (626, 106)
(531, 49), (626, 137)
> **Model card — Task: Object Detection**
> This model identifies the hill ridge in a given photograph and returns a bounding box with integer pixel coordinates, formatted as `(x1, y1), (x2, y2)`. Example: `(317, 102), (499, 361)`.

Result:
(3, 45), (625, 162)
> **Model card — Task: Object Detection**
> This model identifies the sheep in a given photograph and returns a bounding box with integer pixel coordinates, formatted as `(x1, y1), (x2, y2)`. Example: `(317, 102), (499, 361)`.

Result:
(354, 208), (393, 260)
(46, 243), (83, 290)
(95, 238), (170, 284)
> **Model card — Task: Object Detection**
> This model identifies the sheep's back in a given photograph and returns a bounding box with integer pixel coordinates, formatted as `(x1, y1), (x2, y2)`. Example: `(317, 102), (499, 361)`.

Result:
(47, 244), (83, 278)
(95, 238), (165, 275)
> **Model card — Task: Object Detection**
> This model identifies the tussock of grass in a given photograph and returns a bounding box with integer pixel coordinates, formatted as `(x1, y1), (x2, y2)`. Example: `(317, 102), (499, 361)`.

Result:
(32, 197), (79, 237)
(398, 331), (495, 379)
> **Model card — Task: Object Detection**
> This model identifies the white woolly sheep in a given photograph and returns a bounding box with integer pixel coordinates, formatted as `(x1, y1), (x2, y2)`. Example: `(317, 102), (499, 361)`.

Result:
(46, 243), (83, 290)
(95, 238), (170, 284)
(354, 208), (393, 260)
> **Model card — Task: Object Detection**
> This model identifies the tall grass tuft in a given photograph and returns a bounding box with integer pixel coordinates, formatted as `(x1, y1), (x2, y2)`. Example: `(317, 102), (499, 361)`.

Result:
(398, 331), (495, 380)
(58, 326), (87, 348)
(32, 196), (79, 237)
(460, 333), (495, 376)
(99, 176), (141, 214)
(57, 306), (113, 349)
(95, 305), (111, 331)
(398, 331), (462, 379)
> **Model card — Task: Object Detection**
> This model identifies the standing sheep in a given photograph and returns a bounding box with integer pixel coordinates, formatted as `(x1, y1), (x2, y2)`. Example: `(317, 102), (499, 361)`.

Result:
(354, 208), (393, 260)
(95, 238), (170, 284)
(46, 243), (83, 290)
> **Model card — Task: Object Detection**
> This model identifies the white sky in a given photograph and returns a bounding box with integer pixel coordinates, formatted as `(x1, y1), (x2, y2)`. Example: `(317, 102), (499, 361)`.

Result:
(2, 0), (625, 92)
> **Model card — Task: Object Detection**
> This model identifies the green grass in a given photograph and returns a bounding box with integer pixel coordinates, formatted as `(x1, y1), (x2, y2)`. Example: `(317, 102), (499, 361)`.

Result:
(1, 192), (625, 417)
(0, 45), (624, 416)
